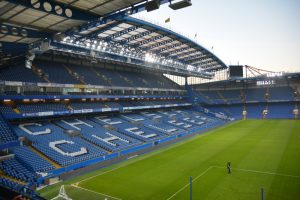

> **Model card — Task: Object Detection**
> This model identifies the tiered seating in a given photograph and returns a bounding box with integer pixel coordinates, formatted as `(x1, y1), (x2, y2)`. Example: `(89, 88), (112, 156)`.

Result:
(120, 113), (145, 122)
(144, 120), (184, 135)
(0, 114), (17, 144)
(162, 118), (198, 131)
(12, 146), (55, 172)
(245, 103), (265, 118)
(104, 102), (122, 109)
(54, 119), (142, 152)
(0, 61), (180, 90)
(136, 100), (185, 106)
(0, 177), (25, 193)
(152, 74), (178, 89)
(118, 101), (135, 107)
(267, 103), (294, 119)
(268, 86), (294, 101)
(0, 64), (44, 83)
(69, 102), (106, 110)
(157, 110), (178, 118)
(202, 91), (220, 100)
(204, 106), (229, 116)
(35, 61), (80, 84)
(122, 71), (148, 87)
(182, 110), (217, 123)
(1, 100), (188, 117)
(0, 104), (16, 115)
(67, 64), (109, 86)
(92, 116), (166, 142)
(13, 122), (106, 166)
(17, 103), (68, 113)
(198, 86), (295, 104)
(221, 90), (241, 103)
(0, 158), (36, 183)
(140, 111), (162, 120)
(244, 88), (266, 101)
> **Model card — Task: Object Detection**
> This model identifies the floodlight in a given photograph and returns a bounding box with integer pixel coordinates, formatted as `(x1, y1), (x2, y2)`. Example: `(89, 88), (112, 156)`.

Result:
(169, 0), (192, 10)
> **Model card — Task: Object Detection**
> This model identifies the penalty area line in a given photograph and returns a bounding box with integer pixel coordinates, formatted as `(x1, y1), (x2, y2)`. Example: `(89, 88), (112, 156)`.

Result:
(166, 166), (214, 200)
(70, 184), (122, 200)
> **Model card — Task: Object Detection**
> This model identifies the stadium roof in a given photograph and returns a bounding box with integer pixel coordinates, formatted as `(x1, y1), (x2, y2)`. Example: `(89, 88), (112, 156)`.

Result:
(0, 0), (227, 77)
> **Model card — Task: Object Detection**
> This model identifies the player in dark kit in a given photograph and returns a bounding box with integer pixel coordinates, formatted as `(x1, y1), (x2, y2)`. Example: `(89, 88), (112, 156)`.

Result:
(227, 162), (231, 174)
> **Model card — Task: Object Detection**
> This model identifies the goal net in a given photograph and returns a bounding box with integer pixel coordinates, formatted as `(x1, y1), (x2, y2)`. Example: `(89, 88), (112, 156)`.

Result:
(51, 185), (119, 200)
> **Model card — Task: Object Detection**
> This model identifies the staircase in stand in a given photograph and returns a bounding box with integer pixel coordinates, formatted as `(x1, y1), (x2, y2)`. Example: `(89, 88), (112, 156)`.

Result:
(217, 91), (227, 103)
(91, 68), (113, 86)
(63, 65), (86, 84)
(31, 64), (51, 83)
(120, 75), (134, 87)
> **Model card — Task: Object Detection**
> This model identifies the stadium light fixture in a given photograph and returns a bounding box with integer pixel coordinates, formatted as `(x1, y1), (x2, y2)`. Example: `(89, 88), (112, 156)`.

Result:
(169, 0), (192, 10)
(146, 0), (160, 12)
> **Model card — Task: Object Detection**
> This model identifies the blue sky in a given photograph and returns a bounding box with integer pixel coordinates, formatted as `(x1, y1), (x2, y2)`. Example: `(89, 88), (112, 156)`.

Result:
(137, 0), (300, 72)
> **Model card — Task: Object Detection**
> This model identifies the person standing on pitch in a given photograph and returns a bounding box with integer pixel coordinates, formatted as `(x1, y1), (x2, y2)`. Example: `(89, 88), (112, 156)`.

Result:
(227, 162), (231, 174)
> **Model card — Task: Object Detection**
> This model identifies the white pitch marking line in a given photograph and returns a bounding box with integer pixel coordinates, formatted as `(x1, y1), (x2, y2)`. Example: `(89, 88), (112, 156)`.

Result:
(71, 184), (122, 200)
(213, 166), (300, 179)
(75, 130), (212, 185)
(166, 165), (300, 200)
(166, 166), (214, 200)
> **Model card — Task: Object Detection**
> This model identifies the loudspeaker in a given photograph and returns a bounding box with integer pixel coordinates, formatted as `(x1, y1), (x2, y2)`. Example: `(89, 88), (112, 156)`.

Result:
(169, 0), (192, 10)
(146, 0), (160, 12)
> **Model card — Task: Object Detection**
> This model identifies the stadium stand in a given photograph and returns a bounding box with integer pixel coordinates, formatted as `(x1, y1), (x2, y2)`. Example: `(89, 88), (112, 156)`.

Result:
(0, 158), (36, 183)
(0, 1), (299, 198)
(12, 146), (55, 172)
(0, 113), (17, 145)
(0, 60), (179, 90)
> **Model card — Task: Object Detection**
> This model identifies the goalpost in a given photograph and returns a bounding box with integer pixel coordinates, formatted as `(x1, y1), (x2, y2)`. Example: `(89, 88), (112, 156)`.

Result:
(50, 184), (117, 200)
(51, 185), (72, 200)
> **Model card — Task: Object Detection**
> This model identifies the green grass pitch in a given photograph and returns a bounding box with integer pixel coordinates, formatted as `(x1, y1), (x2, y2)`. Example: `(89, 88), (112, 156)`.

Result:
(40, 120), (300, 200)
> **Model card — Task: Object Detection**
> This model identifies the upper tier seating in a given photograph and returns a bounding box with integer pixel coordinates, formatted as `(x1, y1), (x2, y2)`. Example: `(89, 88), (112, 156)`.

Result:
(0, 61), (180, 90)
(244, 88), (266, 102)
(66, 64), (109, 86)
(34, 61), (81, 84)
(18, 103), (69, 113)
(197, 86), (295, 104)
(268, 86), (294, 101)
(0, 64), (44, 83)
(221, 90), (241, 103)
(69, 102), (107, 110)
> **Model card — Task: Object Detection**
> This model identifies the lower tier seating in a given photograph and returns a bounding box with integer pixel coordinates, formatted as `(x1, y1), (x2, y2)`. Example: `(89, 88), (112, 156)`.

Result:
(0, 114), (17, 145)
(0, 158), (36, 183)
(205, 102), (297, 119)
